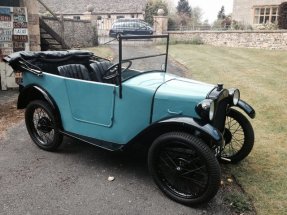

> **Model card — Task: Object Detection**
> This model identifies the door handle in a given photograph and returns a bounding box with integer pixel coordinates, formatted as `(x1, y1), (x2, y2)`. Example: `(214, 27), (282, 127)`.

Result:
(167, 109), (183, 115)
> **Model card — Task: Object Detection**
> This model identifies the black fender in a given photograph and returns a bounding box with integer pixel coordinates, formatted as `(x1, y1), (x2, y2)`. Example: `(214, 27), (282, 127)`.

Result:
(128, 117), (224, 147)
(236, 100), (256, 119)
(17, 85), (62, 128)
(18, 85), (55, 109)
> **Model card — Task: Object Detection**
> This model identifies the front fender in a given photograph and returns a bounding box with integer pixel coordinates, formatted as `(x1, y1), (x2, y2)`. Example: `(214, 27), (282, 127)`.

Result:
(129, 116), (224, 147)
(236, 100), (256, 119)
(158, 117), (224, 145)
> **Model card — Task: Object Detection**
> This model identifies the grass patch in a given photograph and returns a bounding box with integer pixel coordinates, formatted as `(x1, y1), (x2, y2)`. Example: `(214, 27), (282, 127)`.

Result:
(164, 44), (287, 215)
(224, 192), (253, 213)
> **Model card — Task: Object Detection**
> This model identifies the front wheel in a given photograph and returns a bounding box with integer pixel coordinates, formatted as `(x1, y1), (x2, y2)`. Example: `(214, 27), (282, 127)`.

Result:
(148, 132), (221, 206)
(221, 108), (254, 163)
(25, 100), (63, 151)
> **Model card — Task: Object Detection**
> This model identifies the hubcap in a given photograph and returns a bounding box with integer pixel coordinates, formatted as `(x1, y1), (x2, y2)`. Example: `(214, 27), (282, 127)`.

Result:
(32, 107), (55, 145)
(37, 117), (52, 133)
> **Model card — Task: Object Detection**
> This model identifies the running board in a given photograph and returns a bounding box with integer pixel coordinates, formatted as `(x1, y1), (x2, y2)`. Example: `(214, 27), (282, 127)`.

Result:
(60, 130), (125, 151)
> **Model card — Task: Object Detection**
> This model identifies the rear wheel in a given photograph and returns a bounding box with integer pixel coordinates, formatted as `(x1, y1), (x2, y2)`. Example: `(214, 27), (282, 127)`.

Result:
(221, 108), (254, 163)
(25, 100), (63, 151)
(148, 132), (221, 206)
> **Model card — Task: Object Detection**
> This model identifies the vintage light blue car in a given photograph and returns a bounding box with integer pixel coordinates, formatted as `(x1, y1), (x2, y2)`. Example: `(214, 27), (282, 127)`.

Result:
(4, 35), (255, 206)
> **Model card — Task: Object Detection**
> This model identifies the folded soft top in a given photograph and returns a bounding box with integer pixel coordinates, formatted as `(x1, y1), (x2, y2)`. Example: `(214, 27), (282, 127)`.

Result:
(4, 50), (94, 64)
(3, 50), (96, 73)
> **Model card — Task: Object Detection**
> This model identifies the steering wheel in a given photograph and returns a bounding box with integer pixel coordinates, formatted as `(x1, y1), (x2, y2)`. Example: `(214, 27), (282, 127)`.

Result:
(103, 60), (132, 80)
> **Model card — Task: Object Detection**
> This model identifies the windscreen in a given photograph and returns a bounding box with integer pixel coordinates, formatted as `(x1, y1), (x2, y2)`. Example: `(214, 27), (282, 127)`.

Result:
(116, 35), (169, 73)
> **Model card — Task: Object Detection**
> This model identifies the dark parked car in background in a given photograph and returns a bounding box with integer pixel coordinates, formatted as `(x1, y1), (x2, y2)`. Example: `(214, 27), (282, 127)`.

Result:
(109, 19), (153, 39)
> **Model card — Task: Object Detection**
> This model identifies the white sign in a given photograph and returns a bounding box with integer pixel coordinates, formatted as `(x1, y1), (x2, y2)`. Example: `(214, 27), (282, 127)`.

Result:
(0, 28), (12, 36)
(13, 28), (28, 35)
(0, 22), (12, 28)
(0, 42), (12, 48)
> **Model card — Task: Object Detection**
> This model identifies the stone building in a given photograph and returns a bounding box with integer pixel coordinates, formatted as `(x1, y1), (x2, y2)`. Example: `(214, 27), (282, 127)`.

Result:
(40, 0), (147, 20)
(233, 0), (286, 26)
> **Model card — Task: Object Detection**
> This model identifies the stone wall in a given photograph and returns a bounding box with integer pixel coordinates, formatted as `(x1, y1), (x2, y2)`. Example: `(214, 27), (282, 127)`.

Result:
(42, 17), (97, 48)
(168, 30), (287, 50)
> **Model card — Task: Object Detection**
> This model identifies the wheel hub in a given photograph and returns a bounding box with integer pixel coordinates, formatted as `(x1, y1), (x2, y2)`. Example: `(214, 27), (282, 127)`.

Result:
(175, 158), (189, 172)
(37, 117), (52, 133)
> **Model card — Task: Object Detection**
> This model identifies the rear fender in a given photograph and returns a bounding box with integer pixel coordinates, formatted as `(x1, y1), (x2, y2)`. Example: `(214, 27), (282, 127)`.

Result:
(18, 85), (55, 109)
(17, 85), (62, 128)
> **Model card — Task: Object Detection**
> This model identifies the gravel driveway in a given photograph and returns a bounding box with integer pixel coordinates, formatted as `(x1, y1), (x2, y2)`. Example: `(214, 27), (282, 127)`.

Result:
(0, 122), (231, 215)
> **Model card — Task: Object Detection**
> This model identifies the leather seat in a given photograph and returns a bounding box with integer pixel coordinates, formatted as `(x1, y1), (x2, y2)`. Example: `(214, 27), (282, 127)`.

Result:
(58, 64), (91, 81)
(89, 61), (113, 83)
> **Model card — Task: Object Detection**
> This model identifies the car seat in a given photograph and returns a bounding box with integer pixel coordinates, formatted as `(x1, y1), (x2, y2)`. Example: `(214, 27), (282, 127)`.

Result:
(58, 64), (91, 81)
(89, 61), (113, 83)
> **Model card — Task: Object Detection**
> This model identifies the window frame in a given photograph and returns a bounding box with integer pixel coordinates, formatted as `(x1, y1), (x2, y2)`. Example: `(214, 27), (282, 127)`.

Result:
(253, 5), (279, 25)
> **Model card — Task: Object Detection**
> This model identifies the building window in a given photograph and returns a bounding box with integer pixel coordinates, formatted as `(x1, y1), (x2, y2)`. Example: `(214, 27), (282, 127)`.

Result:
(73, 16), (81, 20)
(254, 6), (278, 24)
(117, 15), (125, 19)
(131, 14), (135, 18)
(107, 14), (111, 19)
(97, 16), (102, 20)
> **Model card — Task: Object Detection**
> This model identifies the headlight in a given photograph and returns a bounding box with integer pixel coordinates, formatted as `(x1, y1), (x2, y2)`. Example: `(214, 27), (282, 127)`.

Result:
(209, 100), (215, 121)
(195, 99), (215, 121)
(229, 88), (240, 105)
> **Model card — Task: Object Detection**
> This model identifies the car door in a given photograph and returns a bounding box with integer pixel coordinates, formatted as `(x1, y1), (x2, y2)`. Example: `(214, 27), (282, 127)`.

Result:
(64, 78), (116, 127)
(136, 23), (149, 35)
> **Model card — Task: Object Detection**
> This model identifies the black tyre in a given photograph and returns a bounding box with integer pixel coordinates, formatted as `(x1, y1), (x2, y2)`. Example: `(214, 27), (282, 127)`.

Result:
(25, 100), (63, 151)
(221, 108), (254, 163)
(148, 132), (221, 206)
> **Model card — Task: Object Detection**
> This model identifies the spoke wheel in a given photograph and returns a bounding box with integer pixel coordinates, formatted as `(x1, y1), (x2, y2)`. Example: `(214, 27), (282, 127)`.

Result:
(221, 108), (254, 163)
(148, 132), (221, 206)
(25, 100), (63, 151)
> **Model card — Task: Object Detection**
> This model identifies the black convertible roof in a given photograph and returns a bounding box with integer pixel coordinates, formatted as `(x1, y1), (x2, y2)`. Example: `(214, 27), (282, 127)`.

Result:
(3, 50), (96, 73)
(4, 50), (94, 64)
